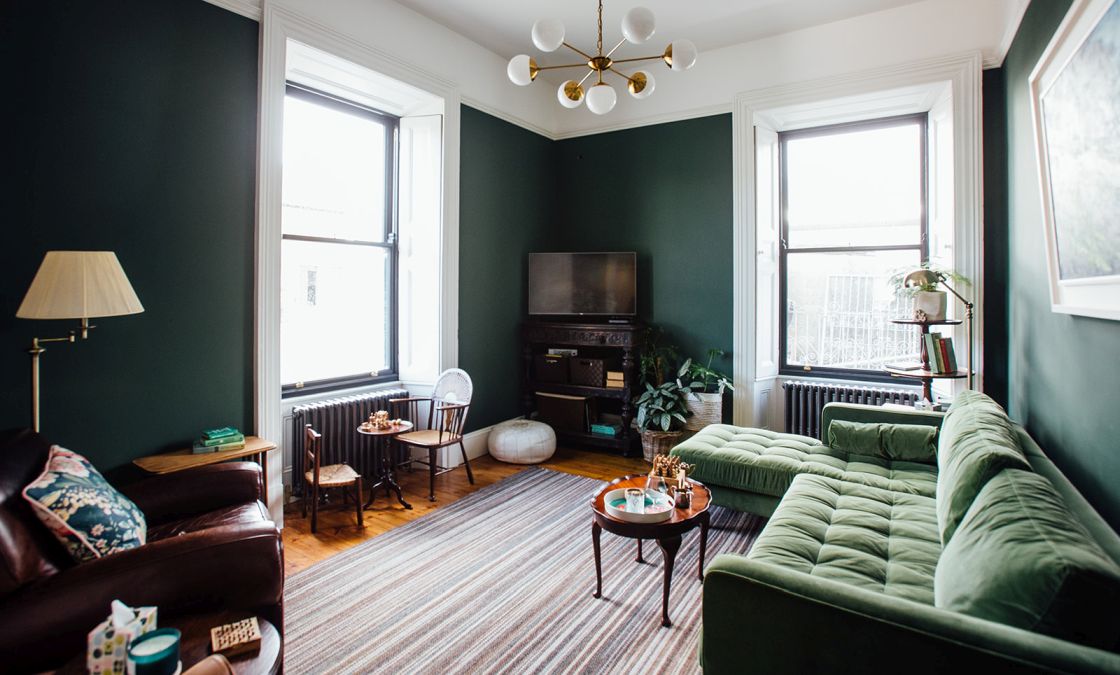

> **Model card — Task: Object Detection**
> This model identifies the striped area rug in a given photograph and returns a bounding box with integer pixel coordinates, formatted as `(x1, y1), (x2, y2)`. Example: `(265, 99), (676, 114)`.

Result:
(285, 468), (765, 674)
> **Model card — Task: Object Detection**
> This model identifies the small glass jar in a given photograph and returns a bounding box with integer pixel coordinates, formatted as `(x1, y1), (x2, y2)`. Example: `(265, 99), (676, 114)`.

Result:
(625, 488), (645, 514)
(673, 485), (693, 509)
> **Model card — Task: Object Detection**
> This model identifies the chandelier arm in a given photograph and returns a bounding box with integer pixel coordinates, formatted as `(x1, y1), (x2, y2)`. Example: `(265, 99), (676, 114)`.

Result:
(562, 42), (595, 61)
(606, 66), (636, 84)
(536, 63), (593, 71)
(605, 38), (628, 59)
(610, 54), (663, 65)
(578, 69), (596, 87)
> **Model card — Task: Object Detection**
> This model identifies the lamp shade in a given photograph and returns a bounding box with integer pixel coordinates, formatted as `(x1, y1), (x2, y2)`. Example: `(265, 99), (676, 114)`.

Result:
(586, 83), (617, 115)
(621, 7), (656, 44)
(628, 71), (655, 99)
(903, 269), (942, 288)
(507, 54), (538, 86)
(663, 39), (698, 71)
(557, 80), (584, 108)
(531, 18), (565, 52)
(17, 251), (144, 319)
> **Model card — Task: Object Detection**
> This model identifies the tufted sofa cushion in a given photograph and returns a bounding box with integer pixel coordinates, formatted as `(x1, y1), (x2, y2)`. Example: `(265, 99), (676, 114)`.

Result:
(748, 473), (941, 604)
(672, 425), (938, 499)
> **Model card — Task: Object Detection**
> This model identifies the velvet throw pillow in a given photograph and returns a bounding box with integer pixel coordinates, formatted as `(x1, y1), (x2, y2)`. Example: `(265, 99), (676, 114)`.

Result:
(827, 420), (938, 463)
(935, 469), (1120, 648)
(22, 446), (146, 563)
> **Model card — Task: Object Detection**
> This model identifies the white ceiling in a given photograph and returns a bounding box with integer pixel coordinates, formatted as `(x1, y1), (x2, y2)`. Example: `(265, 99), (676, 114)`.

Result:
(394, 0), (929, 62)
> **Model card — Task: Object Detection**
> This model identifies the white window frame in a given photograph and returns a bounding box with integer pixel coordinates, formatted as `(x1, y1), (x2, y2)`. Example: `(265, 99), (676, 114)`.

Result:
(732, 52), (983, 429)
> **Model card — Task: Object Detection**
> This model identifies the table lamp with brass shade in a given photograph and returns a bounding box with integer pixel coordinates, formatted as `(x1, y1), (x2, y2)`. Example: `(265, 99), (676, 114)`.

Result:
(902, 268), (974, 389)
(16, 251), (144, 432)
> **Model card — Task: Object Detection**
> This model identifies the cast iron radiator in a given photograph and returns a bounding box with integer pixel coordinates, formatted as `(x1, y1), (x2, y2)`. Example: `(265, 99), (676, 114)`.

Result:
(290, 388), (408, 496)
(782, 380), (920, 440)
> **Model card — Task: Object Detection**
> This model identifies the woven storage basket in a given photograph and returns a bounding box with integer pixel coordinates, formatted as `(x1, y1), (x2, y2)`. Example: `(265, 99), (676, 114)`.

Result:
(640, 430), (682, 463)
(684, 392), (723, 432)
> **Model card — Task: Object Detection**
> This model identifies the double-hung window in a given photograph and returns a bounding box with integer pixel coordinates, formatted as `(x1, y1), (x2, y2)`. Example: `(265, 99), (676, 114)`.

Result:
(280, 85), (398, 395)
(779, 113), (927, 378)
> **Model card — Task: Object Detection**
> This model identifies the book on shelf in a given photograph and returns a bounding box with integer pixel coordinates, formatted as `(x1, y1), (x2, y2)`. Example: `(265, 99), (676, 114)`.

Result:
(590, 423), (621, 436)
(605, 370), (624, 380)
(942, 337), (958, 372)
(924, 332), (944, 373)
(192, 440), (246, 454)
(199, 432), (244, 447)
(885, 362), (923, 371)
(604, 381), (624, 389)
(547, 348), (578, 357)
(202, 426), (240, 441)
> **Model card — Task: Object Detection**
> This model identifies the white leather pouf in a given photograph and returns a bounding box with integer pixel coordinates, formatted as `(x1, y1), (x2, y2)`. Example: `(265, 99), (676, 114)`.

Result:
(488, 420), (557, 464)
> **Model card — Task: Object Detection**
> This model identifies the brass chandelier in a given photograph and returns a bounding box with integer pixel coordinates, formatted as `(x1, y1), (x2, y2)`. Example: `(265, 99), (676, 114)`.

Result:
(506, 1), (697, 115)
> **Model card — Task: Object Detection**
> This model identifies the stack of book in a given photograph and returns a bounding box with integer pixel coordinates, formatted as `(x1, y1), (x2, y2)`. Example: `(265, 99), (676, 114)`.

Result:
(192, 427), (246, 454)
(605, 370), (624, 389)
(924, 333), (959, 374)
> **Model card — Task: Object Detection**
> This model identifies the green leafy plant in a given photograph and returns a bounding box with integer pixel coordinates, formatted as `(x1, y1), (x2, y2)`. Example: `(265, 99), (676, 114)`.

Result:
(638, 326), (682, 388)
(634, 380), (692, 432)
(680, 349), (735, 395)
(888, 264), (972, 296)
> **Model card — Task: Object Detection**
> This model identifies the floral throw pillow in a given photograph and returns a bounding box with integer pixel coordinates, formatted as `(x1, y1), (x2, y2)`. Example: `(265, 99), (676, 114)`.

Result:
(22, 446), (147, 563)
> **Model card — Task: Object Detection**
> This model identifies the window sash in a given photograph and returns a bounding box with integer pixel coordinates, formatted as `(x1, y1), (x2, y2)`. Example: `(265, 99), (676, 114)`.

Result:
(280, 84), (400, 395)
(778, 113), (928, 380)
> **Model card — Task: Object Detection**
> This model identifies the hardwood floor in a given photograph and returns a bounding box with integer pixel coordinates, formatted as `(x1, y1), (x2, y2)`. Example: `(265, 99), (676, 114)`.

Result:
(282, 446), (648, 575)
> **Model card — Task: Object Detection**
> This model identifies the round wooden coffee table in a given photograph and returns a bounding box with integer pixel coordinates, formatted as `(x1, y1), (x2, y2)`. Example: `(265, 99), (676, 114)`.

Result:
(357, 420), (414, 509)
(590, 474), (711, 627)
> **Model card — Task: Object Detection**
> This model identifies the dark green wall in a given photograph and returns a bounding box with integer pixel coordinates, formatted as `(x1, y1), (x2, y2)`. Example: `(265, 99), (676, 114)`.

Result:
(0, 1), (259, 473)
(458, 106), (556, 430)
(1003, 0), (1120, 529)
(553, 115), (735, 374)
(982, 68), (1009, 408)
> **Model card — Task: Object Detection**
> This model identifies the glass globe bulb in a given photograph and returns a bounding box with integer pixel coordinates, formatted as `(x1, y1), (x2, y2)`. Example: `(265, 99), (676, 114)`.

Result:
(628, 71), (655, 99)
(585, 83), (617, 115)
(557, 81), (584, 109)
(621, 7), (656, 44)
(663, 39), (697, 71)
(532, 18), (565, 52)
(507, 54), (537, 86)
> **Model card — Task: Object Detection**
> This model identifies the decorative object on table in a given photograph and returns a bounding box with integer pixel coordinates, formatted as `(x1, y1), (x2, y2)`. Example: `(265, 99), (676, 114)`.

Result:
(126, 628), (180, 675)
(672, 483), (693, 509)
(302, 424), (363, 533)
(624, 487), (645, 514)
(87, 600), (157, 674)
(1029, 0), (1120, 321)
(209, 617), (262, 658)
(367, 410), (391, 430)
(488, 419), (557, 464)
(680, 349), (734, 431)
(23, 446), (147, 562)
(649, 454), (694, 491)
(507, 0), (697, 115)
(191, 428), (245, 455)
(15, 251), (144, 432)
(896, 266), (975, 389)
(603, 486), (673, 523)
(181, 655), (234, 675)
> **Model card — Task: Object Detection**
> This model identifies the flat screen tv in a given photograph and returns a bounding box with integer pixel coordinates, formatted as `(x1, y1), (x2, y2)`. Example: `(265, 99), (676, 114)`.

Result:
(528, 252), (637, 317)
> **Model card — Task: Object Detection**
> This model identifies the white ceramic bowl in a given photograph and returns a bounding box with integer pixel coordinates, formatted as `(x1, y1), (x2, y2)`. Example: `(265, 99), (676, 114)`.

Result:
(603, 487), (674, 523)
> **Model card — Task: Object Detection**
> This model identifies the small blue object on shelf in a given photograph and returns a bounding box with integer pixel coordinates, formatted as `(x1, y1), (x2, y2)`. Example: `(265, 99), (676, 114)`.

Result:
(127, 628), (181, 675)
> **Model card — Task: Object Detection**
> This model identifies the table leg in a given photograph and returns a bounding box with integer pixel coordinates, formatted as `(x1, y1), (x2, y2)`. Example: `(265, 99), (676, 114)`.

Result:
(698, 511), (710, 581)
(592, 521), (603, 599)
(363, 436), (379, 509)
(384, 438), (412, 510)
(657, 534), (682, 627)
(259, 450), (269, 507)
(636, 538), (644, 563)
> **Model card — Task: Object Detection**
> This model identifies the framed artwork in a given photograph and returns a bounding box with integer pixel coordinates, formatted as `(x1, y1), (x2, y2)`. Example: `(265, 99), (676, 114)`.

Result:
(1029, 0), (1120, 320)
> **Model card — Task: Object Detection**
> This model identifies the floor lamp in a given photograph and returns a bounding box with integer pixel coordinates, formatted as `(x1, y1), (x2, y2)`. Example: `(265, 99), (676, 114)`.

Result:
(903, 268), (975, 390)
(16, 251), (144, 432)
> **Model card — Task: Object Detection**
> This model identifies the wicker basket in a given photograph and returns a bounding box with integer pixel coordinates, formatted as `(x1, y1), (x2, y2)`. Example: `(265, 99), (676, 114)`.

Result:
(684, 392), (723, 432)
(640, 430), (682, 463)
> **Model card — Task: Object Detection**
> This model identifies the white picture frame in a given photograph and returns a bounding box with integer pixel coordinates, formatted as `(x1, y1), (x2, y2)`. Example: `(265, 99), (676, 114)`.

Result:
(1029, 0), (1120, 321)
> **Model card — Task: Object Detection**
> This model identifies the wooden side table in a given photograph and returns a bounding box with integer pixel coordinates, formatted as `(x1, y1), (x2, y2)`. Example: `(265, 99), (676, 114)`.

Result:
(133, 437), (277, 505)
(357, 421), (414, 510)
(590, 474), (712, 627)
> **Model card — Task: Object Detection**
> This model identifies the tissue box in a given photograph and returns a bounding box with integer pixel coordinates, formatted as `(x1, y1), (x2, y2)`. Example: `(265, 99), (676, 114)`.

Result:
(87, 606), (157, 674)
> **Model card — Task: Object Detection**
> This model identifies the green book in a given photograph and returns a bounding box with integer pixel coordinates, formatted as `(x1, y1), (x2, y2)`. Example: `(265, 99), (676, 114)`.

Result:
(202, 426), (240, 441)
(200, 432), (245, 447)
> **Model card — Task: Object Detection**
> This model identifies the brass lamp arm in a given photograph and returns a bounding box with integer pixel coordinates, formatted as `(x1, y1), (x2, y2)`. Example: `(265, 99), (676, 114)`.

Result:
(536, 62), (591, 72)
(611, 54), (663, 65)
(937, 277), (974, 316)
(562, 42), (594, 61)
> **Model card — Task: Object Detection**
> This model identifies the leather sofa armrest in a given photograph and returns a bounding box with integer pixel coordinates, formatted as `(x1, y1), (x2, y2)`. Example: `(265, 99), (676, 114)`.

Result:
(121, 462), (263, 525)
(701, 554), (1120, 675)
(0, 520), (282, 673)
(821, 402), (945, 442)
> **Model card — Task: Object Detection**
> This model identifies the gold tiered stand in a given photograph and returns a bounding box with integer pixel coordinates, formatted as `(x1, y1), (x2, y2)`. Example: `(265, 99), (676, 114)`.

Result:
(885, 319), (968, 402)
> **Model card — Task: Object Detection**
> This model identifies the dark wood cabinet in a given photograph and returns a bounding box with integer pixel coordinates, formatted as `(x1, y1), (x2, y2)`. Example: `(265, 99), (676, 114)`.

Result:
(522, 321), (642, 455)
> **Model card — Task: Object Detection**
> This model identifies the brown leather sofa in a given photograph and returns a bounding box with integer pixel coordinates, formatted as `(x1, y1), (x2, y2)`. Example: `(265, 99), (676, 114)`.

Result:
(0, 428), (284, 672)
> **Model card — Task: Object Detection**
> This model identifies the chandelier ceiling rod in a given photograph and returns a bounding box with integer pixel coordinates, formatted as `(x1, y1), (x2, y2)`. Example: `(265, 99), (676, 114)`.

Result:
(506, 1), (698, 115)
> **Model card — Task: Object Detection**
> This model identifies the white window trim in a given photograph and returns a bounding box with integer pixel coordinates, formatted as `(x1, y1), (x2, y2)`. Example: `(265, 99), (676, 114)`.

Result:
(732, 52), (983, 428)
(256, 3), (461, 522)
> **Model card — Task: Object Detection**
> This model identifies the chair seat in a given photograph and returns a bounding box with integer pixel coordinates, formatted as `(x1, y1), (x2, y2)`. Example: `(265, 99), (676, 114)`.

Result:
(305, 463), (360, 487)
(397, 429), (463, 448)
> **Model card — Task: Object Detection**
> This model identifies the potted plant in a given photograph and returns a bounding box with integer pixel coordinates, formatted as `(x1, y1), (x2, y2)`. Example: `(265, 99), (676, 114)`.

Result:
(890, 265), (971, 322)
(637, 326), (682, 387)
(680, 349), (734, 431)
(634, 379), (692, 462)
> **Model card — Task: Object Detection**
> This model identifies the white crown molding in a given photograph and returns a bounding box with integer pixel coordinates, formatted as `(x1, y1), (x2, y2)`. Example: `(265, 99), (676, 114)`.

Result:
(460, 96), (556, 140)
(202, 0), (261, 21)
(549, 102), (733, 141)
(989, 0), (1031, 69)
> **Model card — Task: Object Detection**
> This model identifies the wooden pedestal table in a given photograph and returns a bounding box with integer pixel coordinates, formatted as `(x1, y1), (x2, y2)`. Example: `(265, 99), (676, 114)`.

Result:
(357, 421), (414, 510)
(590, 475), (711, 628)
(134, 437), (276, 505)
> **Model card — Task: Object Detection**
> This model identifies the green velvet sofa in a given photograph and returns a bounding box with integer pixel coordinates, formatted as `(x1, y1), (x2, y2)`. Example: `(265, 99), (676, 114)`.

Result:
(671, 392), (1120, 674)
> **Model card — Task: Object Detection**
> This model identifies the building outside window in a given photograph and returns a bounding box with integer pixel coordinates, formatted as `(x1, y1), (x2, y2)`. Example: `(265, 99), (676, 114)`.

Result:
(280, 85), (398, 394)
(779, 113), (927, 378)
